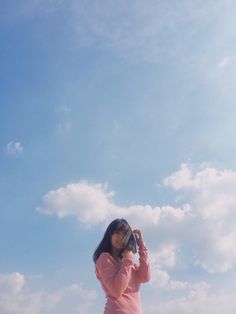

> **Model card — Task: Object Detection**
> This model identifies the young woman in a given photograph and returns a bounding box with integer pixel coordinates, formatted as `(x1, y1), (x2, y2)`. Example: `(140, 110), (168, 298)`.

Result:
(93, 218), (150, 314)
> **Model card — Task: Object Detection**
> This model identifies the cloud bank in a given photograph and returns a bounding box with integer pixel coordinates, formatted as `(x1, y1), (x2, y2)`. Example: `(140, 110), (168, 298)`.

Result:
(38, 163), (236, 274)
(0, 272), (97, 314)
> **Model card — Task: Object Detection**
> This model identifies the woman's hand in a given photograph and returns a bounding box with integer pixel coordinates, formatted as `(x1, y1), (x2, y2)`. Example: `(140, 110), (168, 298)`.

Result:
(133, 229), (144, 247)
(122, 250), (133, 260)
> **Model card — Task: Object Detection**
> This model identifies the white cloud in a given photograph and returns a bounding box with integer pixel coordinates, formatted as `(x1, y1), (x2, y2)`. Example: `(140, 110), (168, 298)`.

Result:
(150, 267), (170, 288)
(38, 163), (236, 274)
(70, 0), (219, 61)
(37, 181), (117, 224)
(150, 245), (177, 269)
(164, 163), (236, 273)
(147, 247), (222, 314)
(164, 163), (192, 190)
(144, 288), (236, 314)
(0, 271), (97, 314)
(149, 246), (209, 292)
(56, 122), (72, 133)
(0, 272), (25, 295)
(0, 272), (41, 314)
(6, 141), (23, 156)
(37, 181), (191, 229)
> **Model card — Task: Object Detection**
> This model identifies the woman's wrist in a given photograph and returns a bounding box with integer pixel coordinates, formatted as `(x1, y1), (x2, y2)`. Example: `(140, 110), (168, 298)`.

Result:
(133, 229), (145, 247)
(138, 240), (146, 249)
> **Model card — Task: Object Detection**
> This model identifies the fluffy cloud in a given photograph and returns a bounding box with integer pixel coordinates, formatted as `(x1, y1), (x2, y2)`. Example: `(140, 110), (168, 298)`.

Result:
(0, 272), (25, 295)
(37, 181), (190, 228)
(150, 270), (209, 293)
(6, 141), (23, 156)
(144, 288), (236, 314)
(149, 246), (209, 292)
(37, 182), (117, 224)
(150, 244), (177, 269)
(0, 272), (41, 314)
(38, 163), (236, 275)
(0, 272), (97, 314)
(164, 163), (236, 273)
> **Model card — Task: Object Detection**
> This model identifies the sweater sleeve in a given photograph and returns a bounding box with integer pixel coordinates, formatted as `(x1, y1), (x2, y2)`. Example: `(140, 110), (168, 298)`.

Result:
(96, 253), (133, 299)
(135, 242), (151, 283)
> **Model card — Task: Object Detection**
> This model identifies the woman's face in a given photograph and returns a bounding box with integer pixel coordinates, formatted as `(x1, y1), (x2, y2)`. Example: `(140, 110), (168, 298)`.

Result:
(111, 231), (126, 250)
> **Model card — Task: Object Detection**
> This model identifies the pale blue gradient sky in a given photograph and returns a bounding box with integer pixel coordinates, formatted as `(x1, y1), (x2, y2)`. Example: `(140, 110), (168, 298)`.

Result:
(1, 1), (236, 313)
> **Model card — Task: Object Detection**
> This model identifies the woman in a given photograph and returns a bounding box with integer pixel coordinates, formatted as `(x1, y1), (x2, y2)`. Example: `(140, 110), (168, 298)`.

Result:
(93, 218), (150, 314)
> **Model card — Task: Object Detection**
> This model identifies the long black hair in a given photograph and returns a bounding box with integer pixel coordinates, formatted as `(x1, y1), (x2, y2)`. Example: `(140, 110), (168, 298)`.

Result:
(93, 218), (136, 263)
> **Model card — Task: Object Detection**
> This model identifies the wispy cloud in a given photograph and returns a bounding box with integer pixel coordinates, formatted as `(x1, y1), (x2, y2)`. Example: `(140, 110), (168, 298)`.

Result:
(0, 0), (65, 22)
(3, 0), (233, 63)
(71, 0), (219, 62)
(218, 56), (234, 69)
(6, 141), (23, 156)
(60, 106), (71, 113)
(56, 122), (72, 133)
(55, 105), (72, 134)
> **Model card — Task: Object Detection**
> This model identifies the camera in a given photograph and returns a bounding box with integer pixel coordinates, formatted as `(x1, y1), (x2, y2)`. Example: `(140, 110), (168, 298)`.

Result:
(121, 231), (137, 254)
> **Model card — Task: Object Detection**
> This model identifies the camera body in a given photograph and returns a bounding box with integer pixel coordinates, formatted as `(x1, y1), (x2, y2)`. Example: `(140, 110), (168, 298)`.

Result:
(121, 231), (137, 254)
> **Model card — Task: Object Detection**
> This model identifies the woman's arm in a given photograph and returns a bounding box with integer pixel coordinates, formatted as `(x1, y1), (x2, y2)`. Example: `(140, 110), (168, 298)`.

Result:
(96, 252), (133, 298)
(133, 229), (151, 283)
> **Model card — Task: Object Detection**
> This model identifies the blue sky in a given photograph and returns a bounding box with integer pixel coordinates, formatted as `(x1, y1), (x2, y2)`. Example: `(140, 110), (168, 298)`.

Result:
(1, 0), (236, 313)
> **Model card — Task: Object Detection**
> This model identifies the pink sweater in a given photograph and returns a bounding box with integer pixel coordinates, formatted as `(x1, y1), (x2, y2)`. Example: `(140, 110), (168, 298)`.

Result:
(95, 243), (150, 314)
